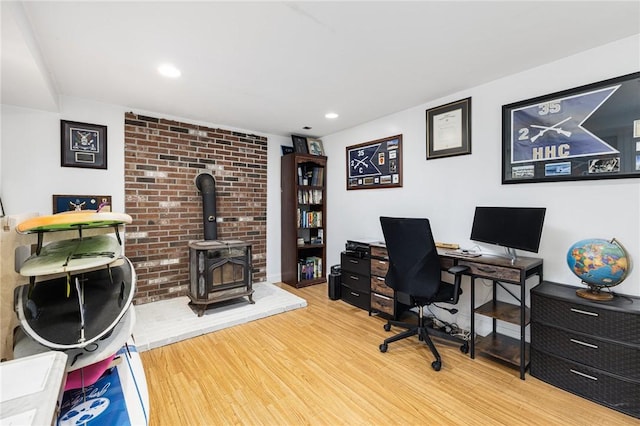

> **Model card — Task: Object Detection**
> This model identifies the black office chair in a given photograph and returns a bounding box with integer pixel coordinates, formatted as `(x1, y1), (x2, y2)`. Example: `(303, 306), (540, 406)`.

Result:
(378, 216), (468, 371)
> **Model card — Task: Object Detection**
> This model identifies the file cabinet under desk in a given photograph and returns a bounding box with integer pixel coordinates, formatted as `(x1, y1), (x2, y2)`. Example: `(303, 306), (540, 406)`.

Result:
(340, 252), (370, 311)
(530, 281), (640, 419)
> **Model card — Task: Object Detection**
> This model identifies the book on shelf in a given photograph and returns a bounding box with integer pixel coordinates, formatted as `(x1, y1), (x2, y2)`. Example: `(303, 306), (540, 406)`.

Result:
(296, 209), (322, 228)
(297, 256), (323, 280)
(297, 189), (323, 205)
(310, 229), (323, 245)
(297, 165), (324, 187)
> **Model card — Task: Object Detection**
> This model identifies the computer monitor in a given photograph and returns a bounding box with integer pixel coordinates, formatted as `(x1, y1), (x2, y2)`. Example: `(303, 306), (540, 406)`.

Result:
(470, 207), (546, 258)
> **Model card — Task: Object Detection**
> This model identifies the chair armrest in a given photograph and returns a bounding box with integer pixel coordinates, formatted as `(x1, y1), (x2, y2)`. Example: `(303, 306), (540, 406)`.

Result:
(446, 265), (469, 304)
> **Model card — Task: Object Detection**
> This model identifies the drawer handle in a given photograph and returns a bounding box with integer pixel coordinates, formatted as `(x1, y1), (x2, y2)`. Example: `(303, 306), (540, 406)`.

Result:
(376, 277), (385, 281)
(569, 369), (598, 381)
(476, 266), (497, 273)
(570, 308), (598, 317)
(350, 275), (359, 281)
(570, 338), (598, 349)
(349, 259), (359, 264)
(377, 260), (386, 264)
(350, 292), (360, 297)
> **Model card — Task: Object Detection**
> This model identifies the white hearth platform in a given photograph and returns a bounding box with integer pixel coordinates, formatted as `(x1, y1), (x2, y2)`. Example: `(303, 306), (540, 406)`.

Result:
(133, 282), (306, 352)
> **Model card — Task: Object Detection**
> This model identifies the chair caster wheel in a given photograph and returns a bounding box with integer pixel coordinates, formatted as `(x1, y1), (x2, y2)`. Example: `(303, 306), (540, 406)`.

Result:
(431, 360), (442, 371)
(379, 343), (388, 353)
(384, 323), (391, 332)
(460, 342), (469, 354)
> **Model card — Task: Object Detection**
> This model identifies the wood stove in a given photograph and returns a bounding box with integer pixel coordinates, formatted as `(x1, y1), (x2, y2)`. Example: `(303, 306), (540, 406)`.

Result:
(188, 240), (254, 316)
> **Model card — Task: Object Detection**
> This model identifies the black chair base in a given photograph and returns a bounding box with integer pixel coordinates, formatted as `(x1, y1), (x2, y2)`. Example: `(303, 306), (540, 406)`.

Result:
(379, 306), (469, 371)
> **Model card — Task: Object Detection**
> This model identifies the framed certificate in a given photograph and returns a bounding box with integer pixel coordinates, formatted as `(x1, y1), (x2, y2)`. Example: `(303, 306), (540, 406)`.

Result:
(502, 72), (640, 184)
(426, 97), (471, 159)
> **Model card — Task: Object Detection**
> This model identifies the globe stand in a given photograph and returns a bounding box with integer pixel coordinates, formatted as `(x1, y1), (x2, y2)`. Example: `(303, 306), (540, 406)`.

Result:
(576, 284), (614, 301)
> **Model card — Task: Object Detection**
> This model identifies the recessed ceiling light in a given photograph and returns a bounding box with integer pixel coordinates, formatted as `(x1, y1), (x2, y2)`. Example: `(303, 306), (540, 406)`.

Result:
(325, 112), (339, 119)
(158, 63), (181, 78)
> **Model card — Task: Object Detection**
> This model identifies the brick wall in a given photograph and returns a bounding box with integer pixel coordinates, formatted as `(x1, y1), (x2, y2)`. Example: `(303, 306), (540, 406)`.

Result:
(124, 112), (268, 304)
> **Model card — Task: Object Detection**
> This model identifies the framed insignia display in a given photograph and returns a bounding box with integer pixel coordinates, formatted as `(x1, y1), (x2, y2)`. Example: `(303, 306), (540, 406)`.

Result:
(53, 194), (112, 213)
(60, 120), (107, 169)
(346, 134), (402, 190)
(502, 72), (640, 184)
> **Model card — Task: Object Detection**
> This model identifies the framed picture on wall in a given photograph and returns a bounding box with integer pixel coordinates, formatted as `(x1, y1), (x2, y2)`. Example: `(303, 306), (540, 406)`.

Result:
(53, 194), (111, 213)
(502, 72), (640, 184)
(60, 120), (107, 169)
(426, 97), (471, 159)
(346, 134), (402, 190)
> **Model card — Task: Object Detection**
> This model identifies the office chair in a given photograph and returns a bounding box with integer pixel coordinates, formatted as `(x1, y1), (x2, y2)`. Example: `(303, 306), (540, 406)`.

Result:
(378, 216), (468, 371)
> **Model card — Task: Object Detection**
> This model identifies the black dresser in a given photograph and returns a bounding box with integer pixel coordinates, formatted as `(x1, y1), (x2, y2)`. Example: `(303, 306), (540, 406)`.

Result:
(340, 243), (371, 311)
(530, 281), (639, 419)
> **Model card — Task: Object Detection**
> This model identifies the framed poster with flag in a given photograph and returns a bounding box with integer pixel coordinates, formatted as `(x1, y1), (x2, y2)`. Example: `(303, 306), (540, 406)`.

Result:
(346, 134), (402, 190)
(502, 72), (640, 184)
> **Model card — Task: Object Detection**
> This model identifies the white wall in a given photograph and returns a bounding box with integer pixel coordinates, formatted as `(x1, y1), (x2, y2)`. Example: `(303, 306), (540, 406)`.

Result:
(1, 98), (126, 214)
(322, 35), (640, 333)
(0, 97), (287, 284)
(2, 35), (638, 333)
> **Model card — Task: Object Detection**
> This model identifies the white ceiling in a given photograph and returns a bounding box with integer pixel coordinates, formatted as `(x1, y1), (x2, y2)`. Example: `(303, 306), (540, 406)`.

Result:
(2, 1), (639, 137)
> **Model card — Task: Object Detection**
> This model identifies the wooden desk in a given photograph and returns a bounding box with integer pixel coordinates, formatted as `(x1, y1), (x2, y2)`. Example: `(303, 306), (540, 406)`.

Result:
(439, 249), (543, 380)
(347, 240), (543, 379)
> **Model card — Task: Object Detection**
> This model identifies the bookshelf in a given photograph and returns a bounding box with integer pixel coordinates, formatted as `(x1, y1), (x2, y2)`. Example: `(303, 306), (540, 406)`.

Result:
(281, 153), (327, 288)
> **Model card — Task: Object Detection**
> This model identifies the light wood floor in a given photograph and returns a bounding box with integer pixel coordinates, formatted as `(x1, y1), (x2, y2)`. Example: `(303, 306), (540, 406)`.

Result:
(141, 283), (637, 425)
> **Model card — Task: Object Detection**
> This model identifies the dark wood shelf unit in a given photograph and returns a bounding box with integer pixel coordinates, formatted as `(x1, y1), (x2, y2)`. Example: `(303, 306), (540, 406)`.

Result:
(281, 153), (327, 288)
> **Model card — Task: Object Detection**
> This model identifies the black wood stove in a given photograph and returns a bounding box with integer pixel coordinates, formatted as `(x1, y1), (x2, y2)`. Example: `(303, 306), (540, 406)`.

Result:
(188, 240), (254, 317)
(188, 172), (254, 316)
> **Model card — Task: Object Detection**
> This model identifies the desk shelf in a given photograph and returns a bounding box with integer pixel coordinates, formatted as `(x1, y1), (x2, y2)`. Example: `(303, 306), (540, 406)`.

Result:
(475, 300), (530, 325)
(475, 333), (530, 366)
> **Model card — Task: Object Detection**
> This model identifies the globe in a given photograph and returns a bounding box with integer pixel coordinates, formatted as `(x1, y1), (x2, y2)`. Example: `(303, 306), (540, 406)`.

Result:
(567, 238), (630, 300)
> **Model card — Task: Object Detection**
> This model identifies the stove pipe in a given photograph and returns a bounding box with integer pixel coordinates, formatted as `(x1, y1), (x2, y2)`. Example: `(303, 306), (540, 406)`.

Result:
(195, 172), (217, 240)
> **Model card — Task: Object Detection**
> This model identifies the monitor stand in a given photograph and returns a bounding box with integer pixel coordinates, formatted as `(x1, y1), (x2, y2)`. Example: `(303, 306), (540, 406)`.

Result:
(505, 247), (517, 265)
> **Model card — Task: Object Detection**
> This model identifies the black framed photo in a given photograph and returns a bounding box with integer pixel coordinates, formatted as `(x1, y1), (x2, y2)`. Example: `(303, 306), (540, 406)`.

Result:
(306, 138), (325, 156)
(346, 134), (402, 190)
(281, 145), (295, 156)
(61, 120), (107, 169)
(291, 135), (308, 154)
(426, 97), (471, 159)
(502, 72), (640, 184)
(53, 194), (112, 213)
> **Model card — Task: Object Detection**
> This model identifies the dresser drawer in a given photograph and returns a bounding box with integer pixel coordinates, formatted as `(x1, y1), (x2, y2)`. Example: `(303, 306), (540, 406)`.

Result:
(531, 292), (640, 344)
(531, 323), (640, 380)
(371, 292), (394, 316)
(531, 349), (640, 419)
(371, 275), (393, 298)
(459, 261), (521, 283)
(341, 285), (370, 311)
(341, 253), (370, 276)
(341, 271), (369, 293)
(370, 257), (389, 277)
(370, 245), (388, 259)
